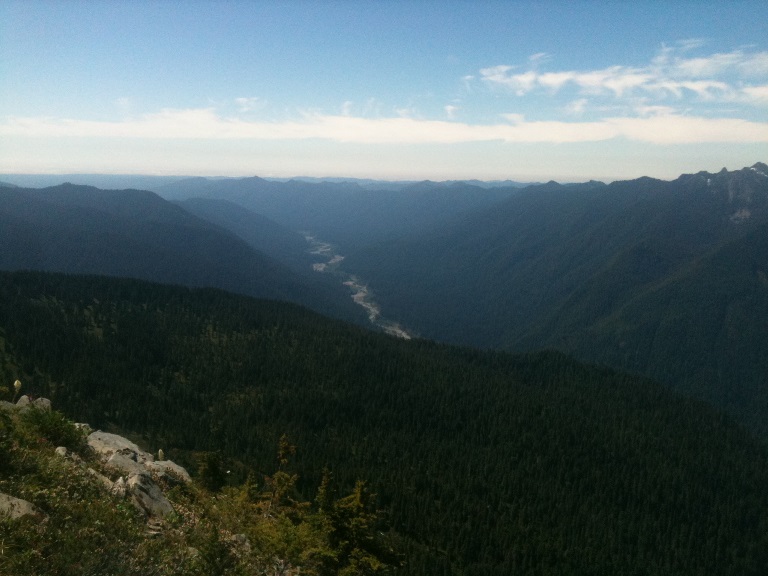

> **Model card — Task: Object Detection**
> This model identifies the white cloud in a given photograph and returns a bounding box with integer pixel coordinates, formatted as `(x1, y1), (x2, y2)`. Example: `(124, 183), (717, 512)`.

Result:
(395, 107), (416, 118)
(528, 52), (550, 66)
(671, 52), (743, 77)
(563, 99), (588, 116)
(633, 103), (677, 117)
(606, 114), (768, 144)
(444, 105), (459, 119)
(501, 113), (525, 124)
(2, 108), (766, 145)
(676, 38), (706, 52)
(480, 45), (768, 107)
(539, 71), (577, 92)
(645, 79), (733, 100)
(480, 67), (539, 95)
(234, 97), (266, 112)
(739, 52), (768, 76)
(741, 85), (768, 103)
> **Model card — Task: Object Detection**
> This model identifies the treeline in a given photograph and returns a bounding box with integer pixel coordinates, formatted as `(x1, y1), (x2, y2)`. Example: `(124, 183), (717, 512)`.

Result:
(1, 271), (768, 575)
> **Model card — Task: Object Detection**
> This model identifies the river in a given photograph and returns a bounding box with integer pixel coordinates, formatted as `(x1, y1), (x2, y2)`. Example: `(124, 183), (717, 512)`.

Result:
(304, 233), (412, 340)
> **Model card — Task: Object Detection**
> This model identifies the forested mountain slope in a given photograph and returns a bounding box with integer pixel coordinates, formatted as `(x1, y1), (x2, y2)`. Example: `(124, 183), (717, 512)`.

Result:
(0, 183), (363, 323)
(1, 271), (767, 575)
(173, 197), (315, 273)
(343, 163), (768, 436)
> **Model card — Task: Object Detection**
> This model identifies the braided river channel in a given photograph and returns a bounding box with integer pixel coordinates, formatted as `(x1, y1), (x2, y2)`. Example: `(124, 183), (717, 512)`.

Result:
(304, 233), (412, 340)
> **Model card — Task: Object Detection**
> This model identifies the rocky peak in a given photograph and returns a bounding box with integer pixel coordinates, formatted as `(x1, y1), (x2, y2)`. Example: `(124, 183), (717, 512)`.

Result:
(750, 162), (768, 177)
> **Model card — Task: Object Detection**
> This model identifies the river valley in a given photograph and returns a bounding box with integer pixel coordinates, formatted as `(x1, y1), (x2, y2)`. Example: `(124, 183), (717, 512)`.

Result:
(304, 233), (412, 339)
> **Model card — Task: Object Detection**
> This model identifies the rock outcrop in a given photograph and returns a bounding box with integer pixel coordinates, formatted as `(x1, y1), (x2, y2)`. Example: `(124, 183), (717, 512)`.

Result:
(86, 429), (190, 519)
(126, 473), (174, 518)
(2, 395), (191, 521)
(0, 395), (52, 412)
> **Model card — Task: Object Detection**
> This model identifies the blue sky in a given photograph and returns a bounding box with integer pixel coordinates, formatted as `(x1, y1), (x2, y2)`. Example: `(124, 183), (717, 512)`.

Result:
(1, 0), (767, 182)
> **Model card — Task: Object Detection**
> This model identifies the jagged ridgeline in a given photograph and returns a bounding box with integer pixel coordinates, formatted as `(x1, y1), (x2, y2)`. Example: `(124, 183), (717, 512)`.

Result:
(1, 271), (768, 575)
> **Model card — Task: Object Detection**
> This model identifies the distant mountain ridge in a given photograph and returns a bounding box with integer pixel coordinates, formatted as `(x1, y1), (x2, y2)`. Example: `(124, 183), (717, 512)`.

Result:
(155, 175), (520, 250)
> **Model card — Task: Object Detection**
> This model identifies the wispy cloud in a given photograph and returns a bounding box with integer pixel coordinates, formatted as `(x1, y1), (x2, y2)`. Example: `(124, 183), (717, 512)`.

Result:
(3, 43), (766, 152)
(742, 85), (768, 103)
(2, 108), (766, 145)
(563, 98), (588, 116)
(444, 105), (459, 119)
(480, 45), (768, 107)
(234, 97), (266, 112)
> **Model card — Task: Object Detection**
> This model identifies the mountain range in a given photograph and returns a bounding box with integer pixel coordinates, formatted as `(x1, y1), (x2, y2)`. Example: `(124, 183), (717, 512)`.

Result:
(2, 164), (766, 436)
(154, 176), (518, 251)
(341, 163), (768, 436)
(0, 183), (363, 323)
(1, 163), (768, 573)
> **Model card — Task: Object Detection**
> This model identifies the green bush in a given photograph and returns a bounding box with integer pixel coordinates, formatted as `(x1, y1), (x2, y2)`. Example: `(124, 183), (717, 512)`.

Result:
(20, 407), (86, 453)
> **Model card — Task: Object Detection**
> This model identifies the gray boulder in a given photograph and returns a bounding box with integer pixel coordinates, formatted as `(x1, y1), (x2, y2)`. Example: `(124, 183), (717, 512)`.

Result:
(87, 431), (153, 463)
(88, 430), (191, 484)
(15, 395), (31, 408)
(145, 460), (192, 484)
(127, 473), (174, 518)
(87, 468), (115, 491)
(32, 397), (51, 411)
(106, 452), (146, 477)
(0, 492), (46, 521)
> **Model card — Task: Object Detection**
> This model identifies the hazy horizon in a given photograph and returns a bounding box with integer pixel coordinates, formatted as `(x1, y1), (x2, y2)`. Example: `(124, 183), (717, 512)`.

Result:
(2, 161), (766, 189)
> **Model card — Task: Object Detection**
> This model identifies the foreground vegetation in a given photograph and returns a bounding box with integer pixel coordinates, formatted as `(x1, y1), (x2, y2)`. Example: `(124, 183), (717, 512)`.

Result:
(2, 271), (768, 575)
(0, 402), (398, 575)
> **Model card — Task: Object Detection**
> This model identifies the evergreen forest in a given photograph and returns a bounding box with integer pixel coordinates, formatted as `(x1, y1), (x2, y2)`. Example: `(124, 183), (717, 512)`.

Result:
(1, 271), (767, 575)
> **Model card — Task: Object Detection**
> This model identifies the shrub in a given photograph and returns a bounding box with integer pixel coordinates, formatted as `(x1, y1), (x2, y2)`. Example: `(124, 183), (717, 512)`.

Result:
(20, 407), (86, 453)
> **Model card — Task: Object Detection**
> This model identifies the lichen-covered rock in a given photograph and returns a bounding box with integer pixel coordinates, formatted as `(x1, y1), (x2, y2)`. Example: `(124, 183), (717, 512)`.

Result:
(145, 460), (192, 484)
(74, 422), (93, 434)
(127, 473), (174, 518)
(87, 431), (153, 463)
(55, 446), (68, 457)
(0, 492), (46, 521)
(32, 397), (51, 411)
(15, 395), (31, 408)
(87, 467), (115, 491)
(106, 452), (146, 477)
